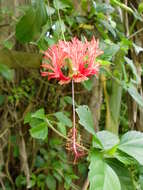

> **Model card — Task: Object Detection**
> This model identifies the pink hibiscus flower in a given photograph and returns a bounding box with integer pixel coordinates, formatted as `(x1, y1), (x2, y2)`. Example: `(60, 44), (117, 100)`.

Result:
(41, 37), (103, 84)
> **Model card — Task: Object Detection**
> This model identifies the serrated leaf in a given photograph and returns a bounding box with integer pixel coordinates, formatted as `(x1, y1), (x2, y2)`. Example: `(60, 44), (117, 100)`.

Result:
(76, 105), (95, 135)
(30, 121), (48, 140)
(89, 151), (121, 190)
(118, 131), (143, 165)
(93, 130), (119, 150)
(54, 112), (72, 127)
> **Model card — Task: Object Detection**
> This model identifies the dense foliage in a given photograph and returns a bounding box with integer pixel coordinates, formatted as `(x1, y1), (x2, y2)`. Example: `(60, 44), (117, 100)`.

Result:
(0, 0), (143, 189)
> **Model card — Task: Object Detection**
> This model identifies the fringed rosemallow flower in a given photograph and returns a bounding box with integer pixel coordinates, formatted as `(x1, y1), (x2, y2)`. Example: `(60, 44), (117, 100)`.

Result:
(41, 37), (103, 84)
(41, 37), (103, 163)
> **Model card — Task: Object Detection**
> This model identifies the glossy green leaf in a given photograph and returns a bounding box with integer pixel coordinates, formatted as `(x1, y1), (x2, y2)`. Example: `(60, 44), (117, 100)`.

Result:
(108, 159), (135, 190)
(30, 122), (48, 140)
(76, 105), (95, 135)
(89, 151), (121, 190)
(118, 131), (143, 165)
(93, 130), (119, 150)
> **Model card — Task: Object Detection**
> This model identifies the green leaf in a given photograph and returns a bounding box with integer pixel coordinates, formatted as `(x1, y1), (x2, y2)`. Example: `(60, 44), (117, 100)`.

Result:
(63, 96), (78, 106)
(133, 43), (143, 55)
(16, 8), (37, 43)
(118, 131), (143, 165)
(55, 20), (66, 34)
(108, 159), (135, 190)
(54, 112), (72, 127)
(30, 122), (48, 140)
(76, 105), (95, 135)
(46, 6), (55, 16)
(100, 41), (120, 61)
(15, 175), (26, 188)
(36, 0), (47, 26)
(0, 63), (14, 81)
(53, 0), (69, 10)
(3, 40), (14, 49)
(100, 20), (116, 38)
(46, 175), (56, 190)
(93, 3), (114, 14)
(138, 2), (143, 13)
(127, 84), (143, 107)
(114, 150), (135, 166)
(97, 59), (112, 66)
(24, 112), (32, 124)
(32, 108), (45, 120)
(89, 151), (121, 190)
(16, 0), (48, 43)
(125, 57), (140, 84)
(82, 77), (95, 91)
(57, 122), (66, 136)
(93, 130), (119, 150)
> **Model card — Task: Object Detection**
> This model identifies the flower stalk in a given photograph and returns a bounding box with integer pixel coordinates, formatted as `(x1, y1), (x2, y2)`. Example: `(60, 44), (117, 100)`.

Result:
(72, 79), (78, 163)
